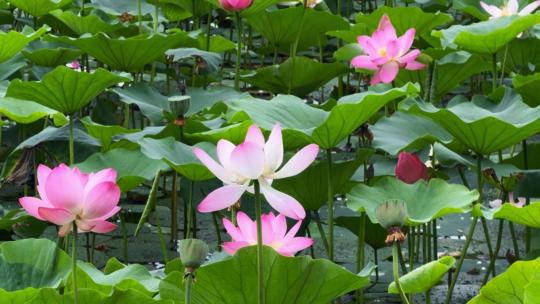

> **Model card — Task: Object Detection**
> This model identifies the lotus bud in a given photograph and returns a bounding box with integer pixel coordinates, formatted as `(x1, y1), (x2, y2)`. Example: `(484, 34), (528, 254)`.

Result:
(376, 199), (408, 245)
(178, 239), (208, 273)
(168, 96), (191, 126)
(395, 152), (428, 184)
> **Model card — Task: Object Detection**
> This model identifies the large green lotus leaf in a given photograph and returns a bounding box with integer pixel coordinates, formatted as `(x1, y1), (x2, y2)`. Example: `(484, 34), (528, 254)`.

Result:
(166, 47), (222, 72)
(21, 40), (82, 67)
(312, 83), (419, 149)
(272, 157), (365, 211)
(355, 6), (452, 37)
(159, 246), (371, 303)
(159, 0), (213, 18)
(28, 287), (171, 304)
(0, 96), (64, 124)
(501, 38), (540, 75)
(401, 89), (540, 154)
(0, 208), (30, 230)
(0, 26), (49, 63)
(197, 34), (236, 53)
(484, 203), (540, 228)
(513, 72), (540, 106)
(347, 177), (478, 225)
(112, 83), (169, 125)
(372, 111), (454, 155)
(0, 54), (25, 81)
(469, 257), (540, 304)
(0, 288), (38, 303)
(433, 14), (540, 54)
(0, 239), (71, 291)
(388, 256), (455, 294)
(206, 0), (283, 17)
(396, 50), (491, 101)
(188, 86), (250, 116)
(6, 66), (128, 114)
(226, 94), (326, 148)
(76, 148), (168, 192)
(246, 6), (348, 53)
(242, 56), (348, 97)
(81, 117), (139, 151)
(90, 0), (156, 16)
(48, 32), (197, 72)
(503, 142), (540, 169)
(452, 0), (504, 20)
(185, 121), (252, 146)
(138, 137), (213, 181)
(327, 23), (369, 44)
(12, 124), (100, 153)
(335, 216), (388, 250)
(45, 10), (129, 37)
(524, 275), (540, 303)
(9, 0), (71, 17)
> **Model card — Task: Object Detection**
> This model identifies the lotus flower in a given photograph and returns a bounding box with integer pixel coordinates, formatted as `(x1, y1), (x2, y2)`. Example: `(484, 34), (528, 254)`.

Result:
(352, 14), (425, 85)
(69, 60), (81, 70)
(219, 0), (253, 11)
(395, 152), (428, 184)
(19, 164), (121, 236)
(193, 123), (319, 220)
(222, 211), (313, 256)
(489, 192), (526, 209)
(480, 0), (540, 18)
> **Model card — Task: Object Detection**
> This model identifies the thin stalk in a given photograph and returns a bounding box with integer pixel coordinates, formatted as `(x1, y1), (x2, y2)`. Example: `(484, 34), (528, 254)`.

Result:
(374, 248), (379, 282)
(482, 219), (504, 285)
(523, 139), (531, 254)
(313, 210), (330, 255)
(211, 212), (222, 251)
(480, 217), (495, 276)
(408, 226), (414, 272)
(326, 149), (335, 261)
(171, 172), (178, 243)
(509, 222), (521, 259)
(234, 12), (243, 91)
(123, 104), (130, 129)
(253, 180), (265, 304)
(203, 11), (212, 89)
(90, 233), (95, 264)
(432, 219), (438, 260)
(185, 274), (193, 304)
(392, 242), (410, 304)
(492, 53), (497, 91)
(499, 44), (509, 86)
(398, 242), (408, 275)
(72, 223), (79, 304)
(186, 181), (195, 238)
(427, 222), (432, 262)
(457, 166), (470, 188)
(120, 212), (128, 262)
(137, 0), (143, 34)
(69, 115), (75, 165)
(422, 224), (427, 264)
(356, 212), (367, 304)
(155, 211), (169, 263)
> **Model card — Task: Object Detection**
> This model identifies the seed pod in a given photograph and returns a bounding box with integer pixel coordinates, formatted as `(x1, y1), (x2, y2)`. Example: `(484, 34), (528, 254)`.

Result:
(178, 239), (209, 271)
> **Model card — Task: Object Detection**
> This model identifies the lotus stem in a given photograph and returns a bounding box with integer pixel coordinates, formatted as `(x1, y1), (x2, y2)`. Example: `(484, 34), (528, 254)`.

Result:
(234, 12), (243, 91)
(186, 180), (195, 238)
(480, 217), (495, 276)
(356, 212), (367, 304)
(68, 115), (75, 165)
(509, 221), (521, 260)
(523, 139), (531, 254)
(392, 242), (410, 304)
(171, 172), (178, 243)
(408, 226), (414, 272)
(120, 212), (129, 262)
(155, 210), (169, 263)
(185, 273), (193, 304)
(432, 219), (438, 260)
(499, 44), (509, 86)
(492, 53), (498, 91)
(211, 212), (222, 251)
(137, 0), (143, 34)
(253, 180), (265, 304)
(326, 149), (335, 261)
(313, 210), (330, 255)
(482, 219), (504, 285)
(72, 222), (79, 304)
(123, 104), (130, 129)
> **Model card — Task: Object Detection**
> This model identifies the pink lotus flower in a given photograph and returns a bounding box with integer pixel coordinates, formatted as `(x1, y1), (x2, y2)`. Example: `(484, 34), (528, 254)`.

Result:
(351, 14), (425, 85)
(222, 211), (313, 256)
(220, 0), (253, 11)
(193, 123), (319, 220)
(480, 0), (540, 18)
(489, 192), (526, 209)
(395, 152), (428, 184)
(68, 60), (80, 70)
(19, 164), (121, 236)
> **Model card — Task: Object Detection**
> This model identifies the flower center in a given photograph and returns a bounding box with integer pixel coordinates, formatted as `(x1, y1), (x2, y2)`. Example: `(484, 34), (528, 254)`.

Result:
(378, 47), (387, 57)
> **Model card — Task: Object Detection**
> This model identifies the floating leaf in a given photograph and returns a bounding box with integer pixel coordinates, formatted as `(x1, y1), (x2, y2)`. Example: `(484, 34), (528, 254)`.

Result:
(0, 239), (71, 291)
(76, 148), (168, 192)
(469, 257), (540, 304)
(347, 177), (478, 225)
(159, 246), (372, 303)
(242, 56), (348, 97)
(6, 66), (128, 114)
(388, 256), (455, 294)
(401, 89), (540, 154)
(433, 15), (540, 53)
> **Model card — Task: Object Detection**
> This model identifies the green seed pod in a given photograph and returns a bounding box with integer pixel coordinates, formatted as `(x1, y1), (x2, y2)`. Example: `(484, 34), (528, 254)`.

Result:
(375, 199), (408, 229)
(178, 239), (209, 270)
(168, 95), (191, 118)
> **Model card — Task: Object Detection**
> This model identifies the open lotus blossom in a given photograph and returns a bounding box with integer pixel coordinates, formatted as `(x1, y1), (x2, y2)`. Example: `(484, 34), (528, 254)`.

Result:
(222, 211), (313, 256)
(489, 192), (526, 209)
(352, 14), (425, 85)
(219, 0), (253, 11)
(19, 164), (121, 237)
(68, 59), (81, 70)
(480, 0), (540, 18)
(395, 152), (428, 184)
(193, 123), (319, 220)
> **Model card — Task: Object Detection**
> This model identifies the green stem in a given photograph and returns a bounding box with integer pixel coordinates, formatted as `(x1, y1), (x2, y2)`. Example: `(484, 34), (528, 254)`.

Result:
(523, 139), (531, 254)
(326, 149), (334, 261)
(509, 222), (521, 260)
(72, 222), (79, 304)
(482, 219), (504, 285)
(408, 226), (415, 272)
(123, 104), (130, 129)
(185, 274), (193, 304)
(120, 212), (128, 262)
(393, 242), (410, 304)
(492, 53), (497, 92)
(253, 180), (265, 304)
(69, 115), (75, 165)
(137, 0), (143, 34)
(171, 172), (178, 242)
(480, 217), (495, 276)
(155, 211), (169, 263)
(186, 180), (194, 238)
(211, 212), (222, 251)
(499, 44), (509, 86)
(313, 210), (330, 255)
(432, 219), (438, 260)
(234, 12), (243, 91)
(356, 212), (367, 304)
